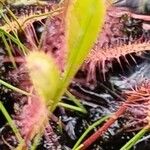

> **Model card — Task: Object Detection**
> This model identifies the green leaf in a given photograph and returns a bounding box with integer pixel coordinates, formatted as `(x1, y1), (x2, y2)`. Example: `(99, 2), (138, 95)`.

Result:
(0, 79), (31, 96)
(26, 51), (60, 103)
(51, 0), (106, 111)
(65, 0), (106, 78)
(120, 127), (149, 150)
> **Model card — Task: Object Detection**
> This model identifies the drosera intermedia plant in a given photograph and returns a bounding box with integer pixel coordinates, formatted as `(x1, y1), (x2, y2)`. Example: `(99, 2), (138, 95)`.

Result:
(2, 1), (150, 149)
(17, 0), (106, 148)
(0, 0), (105, 148)
(77, 79), (150, 150)
(81, 3), (150, 83)
(120, 80), (150, 150)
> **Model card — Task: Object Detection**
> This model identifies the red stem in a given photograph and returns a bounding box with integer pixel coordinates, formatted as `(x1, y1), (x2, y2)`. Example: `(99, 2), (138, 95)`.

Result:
(80, 103), (128, 150)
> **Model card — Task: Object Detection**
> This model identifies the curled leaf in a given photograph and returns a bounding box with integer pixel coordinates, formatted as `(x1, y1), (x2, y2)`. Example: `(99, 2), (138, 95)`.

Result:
(26, 51), (60, 103)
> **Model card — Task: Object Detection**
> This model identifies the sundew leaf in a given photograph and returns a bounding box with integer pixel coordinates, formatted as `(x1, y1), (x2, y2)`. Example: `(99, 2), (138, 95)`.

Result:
(26, 51), (60, 103)
(65, 0), (106, 78)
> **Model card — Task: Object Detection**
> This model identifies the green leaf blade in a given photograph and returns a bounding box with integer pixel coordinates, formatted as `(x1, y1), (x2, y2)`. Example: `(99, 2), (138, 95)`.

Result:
(52, 0), (106, 111)
(65, 0), (106, 76)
